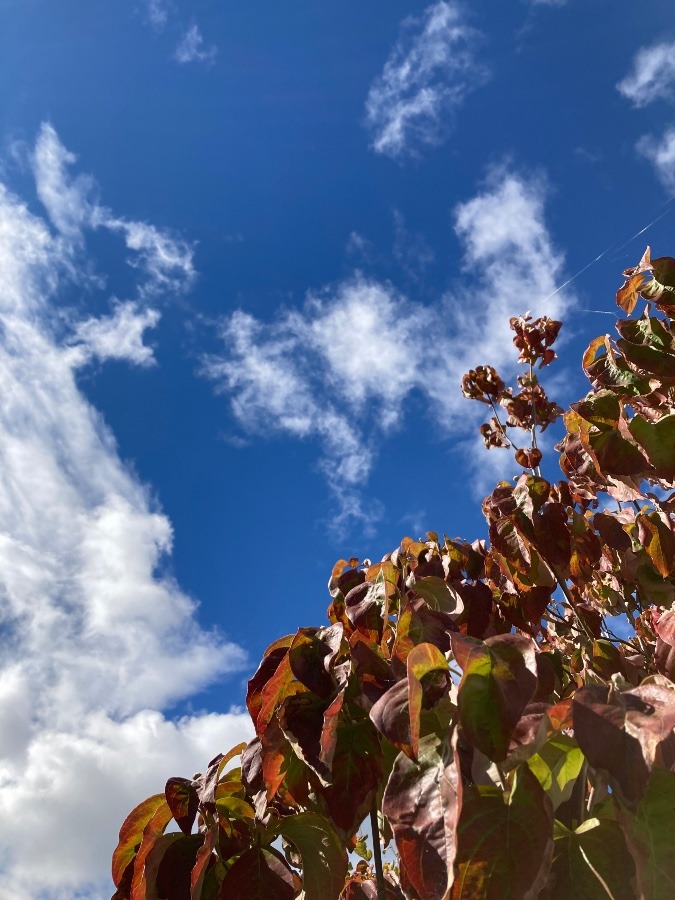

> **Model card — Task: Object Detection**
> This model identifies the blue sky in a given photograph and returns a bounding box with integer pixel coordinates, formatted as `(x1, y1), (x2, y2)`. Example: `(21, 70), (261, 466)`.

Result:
(0, 0), (674, 895)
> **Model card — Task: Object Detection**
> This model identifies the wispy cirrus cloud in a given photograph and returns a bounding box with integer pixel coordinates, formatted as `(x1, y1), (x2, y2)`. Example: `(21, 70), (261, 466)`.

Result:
(617, 41), (675, 107)
(0, 126), (250, 899)
(174, 24), (218, 65)
(33, 123), (196, 299)
(206, 168), (575, 529)
(364, 1), (489, 160)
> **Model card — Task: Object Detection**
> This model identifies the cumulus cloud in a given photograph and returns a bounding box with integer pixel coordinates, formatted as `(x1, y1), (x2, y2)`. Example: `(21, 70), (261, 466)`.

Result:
(617, 41), (675, 107)
(0, 127), (250, 898)
(364, 1), (488, 159)
(206, 168), (574, 529)
(637, 126), (675, 193)
(174, 24), (217, 65)
(68, 301), (160, 367)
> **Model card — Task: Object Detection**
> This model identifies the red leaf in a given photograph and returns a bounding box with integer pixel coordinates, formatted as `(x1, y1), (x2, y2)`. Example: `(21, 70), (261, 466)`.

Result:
(383, 732), (462, 900)
(165, 778), (199, 836)
(112, 794), (169, 888)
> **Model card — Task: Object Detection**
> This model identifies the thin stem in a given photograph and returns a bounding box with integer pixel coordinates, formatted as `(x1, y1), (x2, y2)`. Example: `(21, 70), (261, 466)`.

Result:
(550, 566), (595, 641)
(577, 760), (589, 827)
(528, 361), (543, 477)
(370, 799), (386, 900)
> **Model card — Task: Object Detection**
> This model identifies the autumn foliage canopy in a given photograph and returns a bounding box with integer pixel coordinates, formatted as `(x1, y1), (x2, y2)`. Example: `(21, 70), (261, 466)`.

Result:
(113, 248), (675, 900)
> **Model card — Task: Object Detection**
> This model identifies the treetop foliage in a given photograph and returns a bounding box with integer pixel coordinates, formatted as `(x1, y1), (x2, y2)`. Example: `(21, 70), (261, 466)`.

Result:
(113, 246), (675, 900)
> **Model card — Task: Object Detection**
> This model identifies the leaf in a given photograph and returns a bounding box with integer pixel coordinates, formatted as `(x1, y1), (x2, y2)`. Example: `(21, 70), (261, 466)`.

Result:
(589, 428), (649, 477)
(629, 413), (675, 482)
(572, 683), (675, 806)
(617, 272), (645, 315)
(321, 717), (382, 836)
(289, 625), (344, 698)
(382, 732), (462, 900)
(451, 765), (554, 899)
(451, 633), (538, 762)
(622, 768), (675, 900)
(112, 794), (170, 888)
(392, 598), (456, 673)
(406, 642), (450, 760)
(191, 826), (216, 900)
(370, 679), (413, 759)
(128, 801), (175, 899)
(411, 576), (464, 615)
(548, 818), (637, 899)
(154, 835), (204, 900)
(527, 734), (584, 810)
(218, 848), (296, 900)
(638, 512), (675, 578)
(165, 778), (199, 836)
(266, 812), (347, 900)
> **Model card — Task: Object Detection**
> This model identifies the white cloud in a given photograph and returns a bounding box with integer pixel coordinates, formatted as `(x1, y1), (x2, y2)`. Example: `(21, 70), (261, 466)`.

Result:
(365, 1), (488, 159)
(146, 0), (171, 31)
(206, 168), (574, 529)
(33, 123), (195, 297)
(174, 24), (217, 65)
(617, 41), (675, 107)
(0, 128), (250, 898)
(637, 126), (675, 192)
(68, 301), (160, 367)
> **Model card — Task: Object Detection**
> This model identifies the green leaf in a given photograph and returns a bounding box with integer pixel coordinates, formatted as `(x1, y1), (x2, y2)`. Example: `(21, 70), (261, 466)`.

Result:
(451, 633), (538, 762)
(548, 818), (637, 899)
(527, 734), (584, 810)
(218, 848), (296, 900)
(624, 768), (675, 900)
(406, 642), (449, 760)
(629, 413), (675, 482)
(383, 732), (461, 900)
(451, 765), (553, 899)
(266, 812), (347, 900)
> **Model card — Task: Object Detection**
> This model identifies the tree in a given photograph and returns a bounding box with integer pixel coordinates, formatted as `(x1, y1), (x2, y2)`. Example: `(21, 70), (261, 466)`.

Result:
(112, 247), (675, 899)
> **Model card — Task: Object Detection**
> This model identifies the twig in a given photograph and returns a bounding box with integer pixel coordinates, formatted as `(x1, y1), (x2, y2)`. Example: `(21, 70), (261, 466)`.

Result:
(370, 798), (386, 900)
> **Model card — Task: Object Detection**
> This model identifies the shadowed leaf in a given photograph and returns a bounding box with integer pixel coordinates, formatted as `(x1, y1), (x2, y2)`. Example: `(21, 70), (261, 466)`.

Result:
(165, 778), (199, 836)
(548, 818), (636, 899)
(621, 769), (675, 900)
(218, 848), (295, 900)
(451, 766), (553, 899)
(266, 812), (347, 900)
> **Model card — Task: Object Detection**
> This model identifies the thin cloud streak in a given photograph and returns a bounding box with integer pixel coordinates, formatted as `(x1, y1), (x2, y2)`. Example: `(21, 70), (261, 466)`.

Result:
(364, 1), (488, 160)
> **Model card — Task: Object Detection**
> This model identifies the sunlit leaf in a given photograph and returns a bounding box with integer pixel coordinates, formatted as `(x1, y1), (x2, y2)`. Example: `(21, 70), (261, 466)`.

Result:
(527, 734), (584, 810)
(451, 632), (538, 761)
(112, 794), (170, 888)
